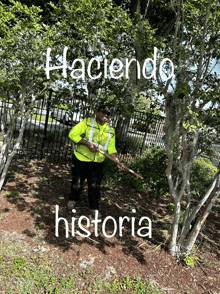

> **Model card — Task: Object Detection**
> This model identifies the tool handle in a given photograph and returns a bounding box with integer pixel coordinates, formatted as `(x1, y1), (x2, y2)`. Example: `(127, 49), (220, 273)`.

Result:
(97, 149), (156, 187)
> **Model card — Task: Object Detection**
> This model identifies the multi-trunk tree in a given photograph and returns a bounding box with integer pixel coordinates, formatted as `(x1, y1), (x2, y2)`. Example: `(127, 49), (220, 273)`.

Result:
(0, 0), (157, 190)
(114, 0), (220, 259)
(156, 0), (220, 257)
(44, 0), (163, 140)
(112, 0), (219, 257)
(0, 1), (57, 190)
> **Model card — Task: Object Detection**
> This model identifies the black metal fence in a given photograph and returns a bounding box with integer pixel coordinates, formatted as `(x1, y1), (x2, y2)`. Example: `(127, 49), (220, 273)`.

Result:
(1, 95), (220, 167)
(0, 95), (166, 163)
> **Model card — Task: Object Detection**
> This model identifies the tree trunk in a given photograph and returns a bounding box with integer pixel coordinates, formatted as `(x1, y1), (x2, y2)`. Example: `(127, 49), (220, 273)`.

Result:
(169, 197), (181, 256)
(179, 170), (220, 245)
(184, 181), (220, 255)
(0, 116), (29, 191)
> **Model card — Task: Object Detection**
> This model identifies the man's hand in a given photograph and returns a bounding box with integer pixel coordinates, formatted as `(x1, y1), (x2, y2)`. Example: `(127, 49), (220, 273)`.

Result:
(117, 162), (127, 171)
(110, 153), (127, 171)
(78, 139), (98, 152)
(87, 142), (98, 152)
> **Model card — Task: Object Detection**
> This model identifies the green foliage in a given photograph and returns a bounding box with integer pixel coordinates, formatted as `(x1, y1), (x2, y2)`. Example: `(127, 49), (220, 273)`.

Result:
(103, 157), (118, 179)
(105, 148), (218, 198)
(4, 192), (12, 198)
(158, 0), (220, 254)
(4, 191), (20, 198)
(104, 147), (169, 194)
(105, 147), (168, 193)
(0, 1), (54, 97)
(167, 203), (175, 215)
(127, 174), (148, 193)
(0, 0), (58, 191)
(103, 156), (149, 192)
(129, 149), (218, 197)
(0, 242), (163, 293)
(132, 147), (169, 195)
(48, 0), (139, 115)
(183, 255), (199, 267)
(190, 158), (218, 197)
(133, 96), (163, 126)
(103, 276), (163, 293)
(39, 223), (45, 229)
(12, 257), (27, 273)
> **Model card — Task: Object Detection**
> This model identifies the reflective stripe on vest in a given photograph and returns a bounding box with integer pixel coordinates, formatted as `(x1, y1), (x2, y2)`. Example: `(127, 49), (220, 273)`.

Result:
(89, 118), (112, 151)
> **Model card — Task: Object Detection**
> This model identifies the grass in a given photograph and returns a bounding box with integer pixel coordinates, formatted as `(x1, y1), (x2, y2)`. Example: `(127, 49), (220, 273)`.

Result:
(31, 114), (56, 123)
(0, 241), (164, 294)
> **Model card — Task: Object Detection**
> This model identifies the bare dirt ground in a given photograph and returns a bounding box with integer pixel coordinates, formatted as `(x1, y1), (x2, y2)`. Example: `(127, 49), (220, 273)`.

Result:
(0, 159), (220, 293)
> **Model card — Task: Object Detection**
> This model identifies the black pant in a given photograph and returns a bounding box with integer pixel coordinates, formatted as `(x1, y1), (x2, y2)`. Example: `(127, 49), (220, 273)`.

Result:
(69, 155), (104, 210)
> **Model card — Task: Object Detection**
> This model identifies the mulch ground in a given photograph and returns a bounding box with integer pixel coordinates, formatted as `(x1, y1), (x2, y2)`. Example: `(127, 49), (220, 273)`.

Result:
(0, 159), (220, 294)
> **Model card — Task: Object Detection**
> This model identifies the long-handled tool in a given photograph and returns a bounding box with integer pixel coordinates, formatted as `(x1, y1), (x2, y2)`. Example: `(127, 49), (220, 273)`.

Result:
(97, 149), (156, 188)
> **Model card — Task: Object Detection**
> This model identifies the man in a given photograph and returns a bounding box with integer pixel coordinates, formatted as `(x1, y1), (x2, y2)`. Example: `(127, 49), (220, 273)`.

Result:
(68, 105), (124, 219)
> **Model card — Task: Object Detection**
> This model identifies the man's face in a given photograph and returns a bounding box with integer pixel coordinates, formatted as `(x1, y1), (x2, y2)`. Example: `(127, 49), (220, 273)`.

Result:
(96, 110), (110, 125)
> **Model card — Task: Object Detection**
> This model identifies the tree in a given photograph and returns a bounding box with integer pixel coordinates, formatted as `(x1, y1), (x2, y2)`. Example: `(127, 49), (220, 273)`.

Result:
(157, 0), (220, 257)
(0, 0), (60, 24)
(112, 0), (220, 257)
(0, 0), (154, 190)
(44, 0), (135, 110)
(45, 0), (163, 142)
(0, 1), (56, 191)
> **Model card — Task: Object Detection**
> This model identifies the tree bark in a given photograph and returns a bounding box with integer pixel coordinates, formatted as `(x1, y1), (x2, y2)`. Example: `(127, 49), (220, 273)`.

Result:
(184, 179), (220, 255)
(0, 115), (30, 191)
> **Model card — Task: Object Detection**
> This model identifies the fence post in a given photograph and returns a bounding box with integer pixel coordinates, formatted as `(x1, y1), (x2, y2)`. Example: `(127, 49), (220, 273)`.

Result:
(41, 89), (52, 159)
(140, 123), (149, 156)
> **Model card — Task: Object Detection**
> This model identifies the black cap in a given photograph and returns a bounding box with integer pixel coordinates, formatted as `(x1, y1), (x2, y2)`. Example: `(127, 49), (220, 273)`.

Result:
(97, 105), (111, 115)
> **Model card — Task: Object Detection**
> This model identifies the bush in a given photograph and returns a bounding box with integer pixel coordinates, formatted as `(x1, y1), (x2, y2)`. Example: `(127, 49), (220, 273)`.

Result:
(103, 157), (118, 179)
(103, 147), (169, 194)
(131, 147), (169, 194)
(121, 174), (149, 192)
(103, 148), (218, 197)
(190, 158), (218, 196)
(103, 155), (148, 192)
(131, 150), (218, 197)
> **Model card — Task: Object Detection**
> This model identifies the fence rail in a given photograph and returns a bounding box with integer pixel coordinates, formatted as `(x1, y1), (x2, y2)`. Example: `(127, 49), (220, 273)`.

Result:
(0, 96), (166, 163)
(1, 96), (219, 168)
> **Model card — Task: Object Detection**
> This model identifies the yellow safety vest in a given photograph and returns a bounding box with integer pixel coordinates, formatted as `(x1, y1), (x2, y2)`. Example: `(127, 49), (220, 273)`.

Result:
(69, 118), (117, 162)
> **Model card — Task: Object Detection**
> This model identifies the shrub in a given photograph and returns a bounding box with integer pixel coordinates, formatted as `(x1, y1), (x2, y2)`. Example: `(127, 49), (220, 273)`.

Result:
(121, 174), (148, 192)
(190, 158), (218, 196)
(103, 148), (218, 197)
(131, 150), (218, 197)
(103, 157), (118, 179)
(103, 147), (170, 194)
(131, 147), (170, 195)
